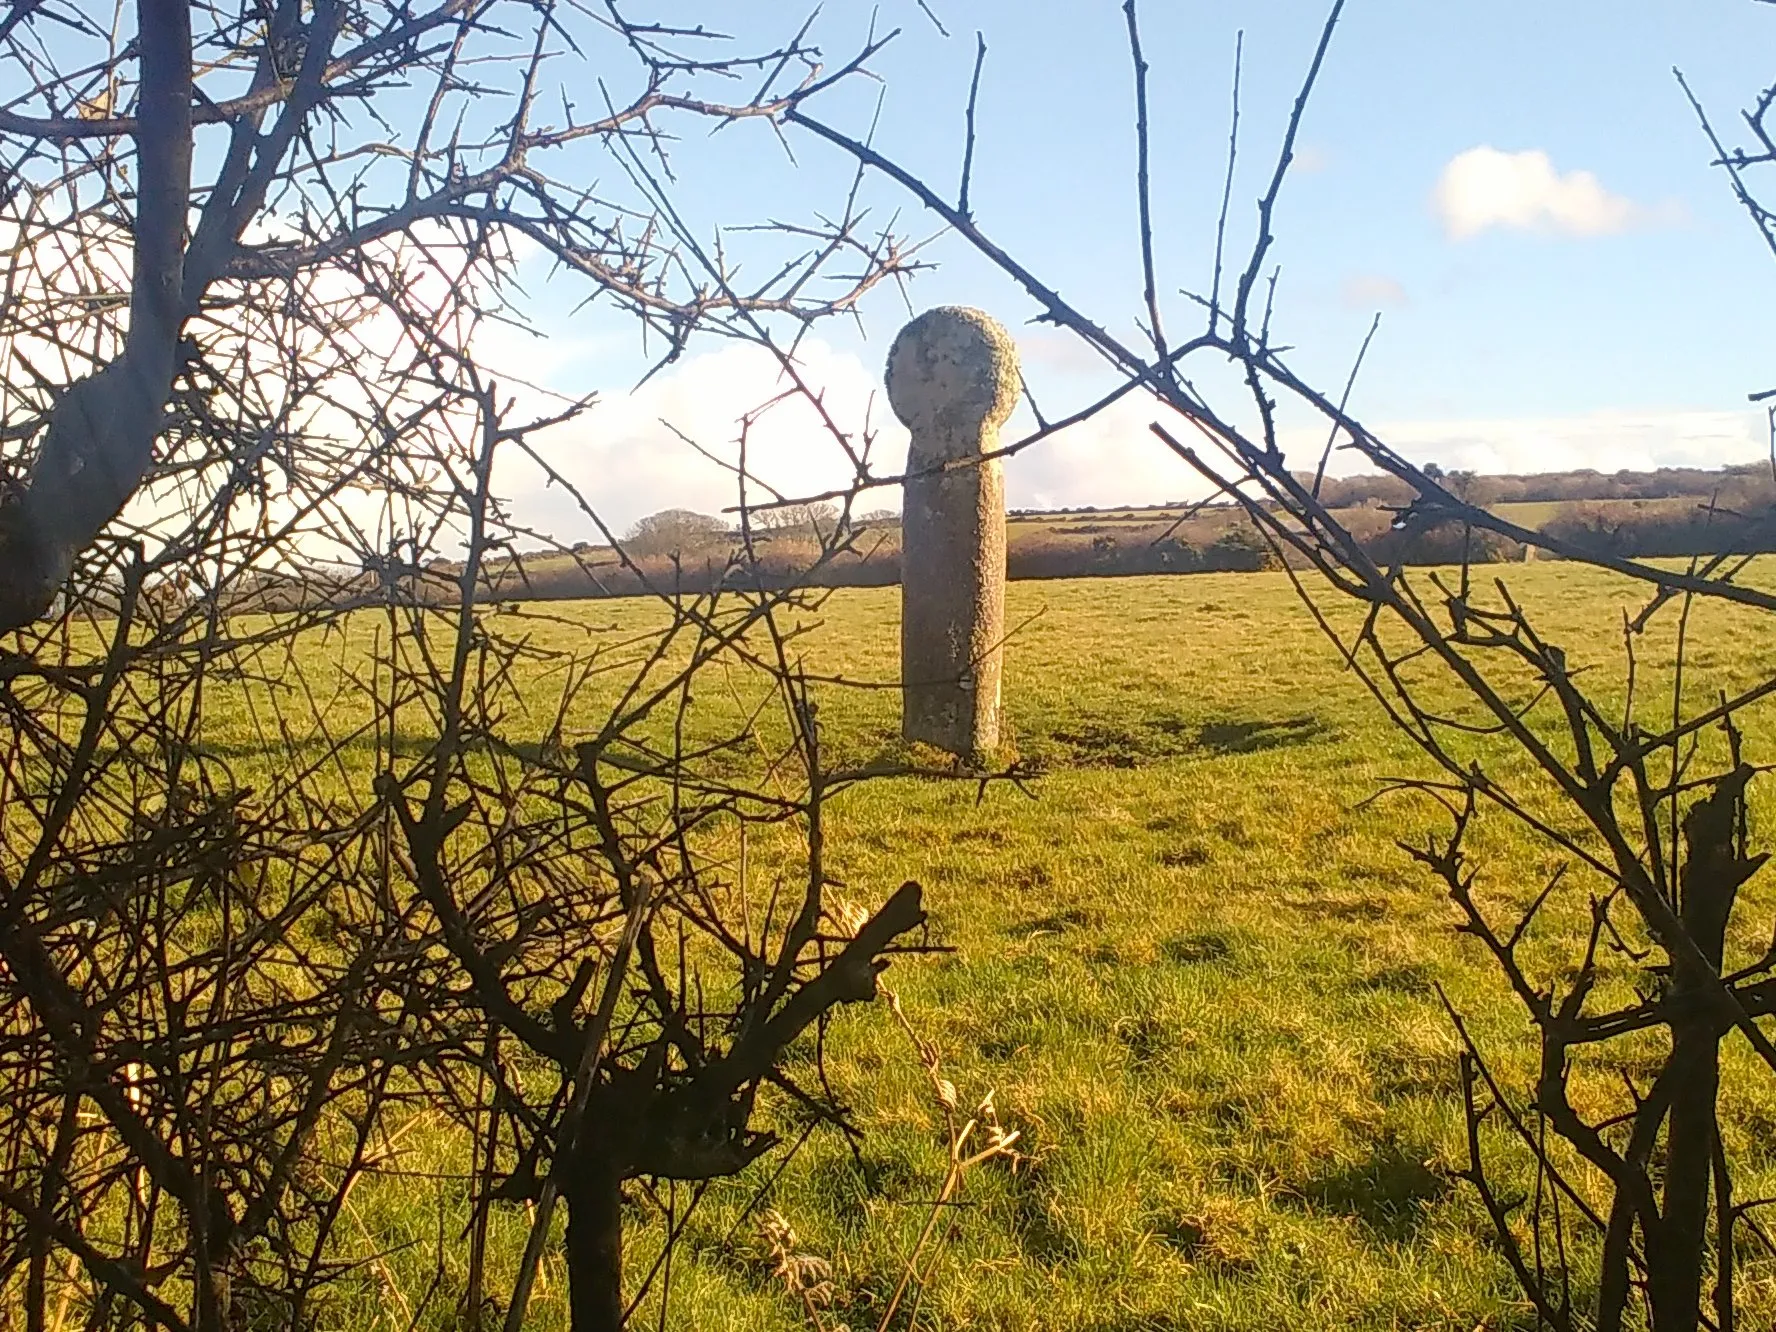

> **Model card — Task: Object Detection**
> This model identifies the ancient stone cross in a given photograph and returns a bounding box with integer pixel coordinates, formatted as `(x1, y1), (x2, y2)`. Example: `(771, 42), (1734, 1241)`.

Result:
(886, 306), (1020, 761)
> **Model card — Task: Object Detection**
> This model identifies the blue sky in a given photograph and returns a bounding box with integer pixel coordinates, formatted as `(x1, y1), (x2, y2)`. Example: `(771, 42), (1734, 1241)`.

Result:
(490, 0), (1776, 532)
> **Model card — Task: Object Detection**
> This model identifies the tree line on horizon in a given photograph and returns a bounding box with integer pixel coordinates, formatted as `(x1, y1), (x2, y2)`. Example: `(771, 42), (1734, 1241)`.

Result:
(200, 457), (1774, 615)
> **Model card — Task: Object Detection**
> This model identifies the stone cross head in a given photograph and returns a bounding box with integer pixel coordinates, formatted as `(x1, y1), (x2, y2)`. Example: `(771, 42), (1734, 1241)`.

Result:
(885, 306), (1021, 458)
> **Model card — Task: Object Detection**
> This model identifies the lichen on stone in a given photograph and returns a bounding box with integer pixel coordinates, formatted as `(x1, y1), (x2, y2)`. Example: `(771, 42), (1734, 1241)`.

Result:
(885, 305), (1021, 457)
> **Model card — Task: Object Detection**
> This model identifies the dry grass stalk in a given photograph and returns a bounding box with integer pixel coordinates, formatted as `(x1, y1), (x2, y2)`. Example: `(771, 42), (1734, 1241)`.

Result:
(760, 988), (1022, 1332)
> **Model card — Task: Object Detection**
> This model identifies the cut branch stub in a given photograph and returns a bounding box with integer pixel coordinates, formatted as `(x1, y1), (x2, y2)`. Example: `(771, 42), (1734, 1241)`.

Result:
(887, 306), (1018, 761)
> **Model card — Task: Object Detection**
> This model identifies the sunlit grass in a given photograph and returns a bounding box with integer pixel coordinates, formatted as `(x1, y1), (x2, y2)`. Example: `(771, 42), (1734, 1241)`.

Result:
(92, 562), (1776, 1329)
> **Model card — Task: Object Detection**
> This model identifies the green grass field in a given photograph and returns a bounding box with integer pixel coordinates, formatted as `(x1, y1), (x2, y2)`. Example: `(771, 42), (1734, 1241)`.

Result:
(642, 562), (1776, 1332)
(145, 562), (1776, 1329)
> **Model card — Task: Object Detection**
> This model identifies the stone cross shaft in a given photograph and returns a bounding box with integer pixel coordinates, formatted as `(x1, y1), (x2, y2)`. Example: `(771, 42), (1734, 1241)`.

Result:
(886, 306), (1020, 761)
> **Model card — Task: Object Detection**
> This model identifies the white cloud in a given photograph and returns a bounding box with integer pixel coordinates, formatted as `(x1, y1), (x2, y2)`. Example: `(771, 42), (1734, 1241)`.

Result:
(1294, 144), (1332, 174)
(1020, 327), (1116, 377)
(1001, 394), (1208, 511)
(1433, 146), (1641, 240)
(500, 342), (1221, 535)
(499, 331), (1769, 533)
(1340, 273), (1408, 309)
(503, 338), (905, 539)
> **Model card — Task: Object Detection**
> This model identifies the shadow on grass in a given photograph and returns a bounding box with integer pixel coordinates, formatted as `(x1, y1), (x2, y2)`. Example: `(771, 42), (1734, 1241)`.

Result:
(1191, 715), (1329, 756)
(1351, 961), (1440, 997)
(1036, 713), (1331, 770)
(801, 1149), (923, 1240)
(1010, 1157), (1077, 1267)
(1160, 932), (1234, 965)
(1006, 905), (1100, 937)
(1291, 1142), (1451, 1241)
(1289, 895), (1387, 923)
(1153, 1213), (1260, 1277)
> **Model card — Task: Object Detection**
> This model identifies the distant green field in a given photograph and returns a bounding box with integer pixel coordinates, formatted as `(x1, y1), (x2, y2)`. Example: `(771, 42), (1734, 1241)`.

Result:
(1489, 496), (1697, 529)
(134, 563), (1776, 1328)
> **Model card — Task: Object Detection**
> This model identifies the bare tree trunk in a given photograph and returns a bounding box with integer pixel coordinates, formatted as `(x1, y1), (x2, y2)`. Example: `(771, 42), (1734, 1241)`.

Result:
(564, 1146), (625, 1332)
(1651, 1029), (1719, 1332)
(1649, 777), (1746, 1332)
(0, 0), (191, 632)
